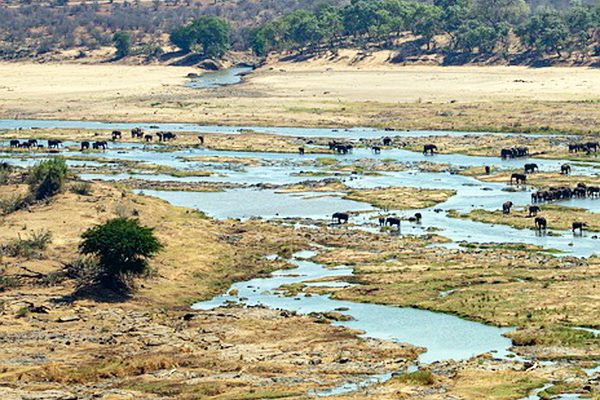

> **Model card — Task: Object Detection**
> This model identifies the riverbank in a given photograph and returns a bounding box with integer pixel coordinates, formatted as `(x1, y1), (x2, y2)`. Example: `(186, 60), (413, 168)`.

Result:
(0, 178), (424, 398)
(2, 62), (600, 135)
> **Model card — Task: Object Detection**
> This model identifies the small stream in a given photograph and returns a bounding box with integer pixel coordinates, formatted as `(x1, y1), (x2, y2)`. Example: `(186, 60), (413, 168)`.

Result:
(194, 251), (514, 364)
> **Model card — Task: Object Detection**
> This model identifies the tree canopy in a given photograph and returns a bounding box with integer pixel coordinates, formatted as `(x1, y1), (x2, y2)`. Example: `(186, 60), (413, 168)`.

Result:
(113, 31), (131, 59)
(169, 16), (231, 58)
(247, 0), (600, 60)
(79, 218), (162, 289)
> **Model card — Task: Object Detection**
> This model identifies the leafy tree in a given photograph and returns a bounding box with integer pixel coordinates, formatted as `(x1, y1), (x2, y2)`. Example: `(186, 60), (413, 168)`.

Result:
(434, 0), (473, 38)
(169, 25), (194, 52)
(169, 16), (231, 57)
(248, 19), (287, 56)
(113, 31), (131, 58)
(284, 10), (322, 48)
(408, 3), (443, 49)
(343, 0), (384, 38)
(315, 3), (344, 45)
(381, 0), (413, 36)
(565, 2), (594, 56)
(518, 8), (569, 56)
(28, 158), (68, 201)
(454, 20), (501, 53)
(473, 0), (529, 27)
(79, 218), (162, 288)
(248, 27), (268, 56)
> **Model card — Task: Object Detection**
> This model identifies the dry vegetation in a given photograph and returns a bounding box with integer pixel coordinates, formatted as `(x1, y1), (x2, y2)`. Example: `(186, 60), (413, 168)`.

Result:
(451, 205), (600, 232)
(344, 187), (456, 210)
(0, 177), (423, 399)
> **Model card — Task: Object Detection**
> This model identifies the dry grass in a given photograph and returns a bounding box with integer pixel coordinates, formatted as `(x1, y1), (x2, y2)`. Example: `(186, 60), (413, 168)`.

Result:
(452, 205), (600, 232)
(344, 187), (456, 210)
(470, 171), (600, 188)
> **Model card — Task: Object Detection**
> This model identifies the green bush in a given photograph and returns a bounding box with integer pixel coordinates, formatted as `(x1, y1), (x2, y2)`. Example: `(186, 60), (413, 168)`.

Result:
(28, 158), (68, 201)
(0, 162), (12, 184)
(79, 218), (162, 289)
(113, 31), (131, 58)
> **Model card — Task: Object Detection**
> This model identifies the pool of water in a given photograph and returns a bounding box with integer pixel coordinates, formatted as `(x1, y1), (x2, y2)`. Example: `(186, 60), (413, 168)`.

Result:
(186, 66), (254, 89)
(137, 188), (373, 220)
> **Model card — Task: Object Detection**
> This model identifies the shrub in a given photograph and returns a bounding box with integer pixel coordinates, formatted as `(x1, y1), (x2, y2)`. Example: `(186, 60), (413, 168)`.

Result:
(70, 182), (92, 196)
(395, 370), (435, 386)
(0, 267), (19, 291)
(79, 218), (162, 289)
(2, 229), (53, 259)
(113, 31), (131, 59)
(0, 194), (26, 215)
(0, 162), (12, 184)
(65, 256), (101, 288)
(28, 158), (68, 201)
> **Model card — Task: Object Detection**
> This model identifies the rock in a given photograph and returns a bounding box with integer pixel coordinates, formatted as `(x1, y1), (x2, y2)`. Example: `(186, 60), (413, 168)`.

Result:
(182, 313), (196, 321)
(57, 315), (80, 323)
(197, 59), (221, 71)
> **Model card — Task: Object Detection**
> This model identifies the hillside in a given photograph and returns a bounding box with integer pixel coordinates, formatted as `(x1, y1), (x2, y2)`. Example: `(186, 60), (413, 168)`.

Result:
(2, 0), (600, 66)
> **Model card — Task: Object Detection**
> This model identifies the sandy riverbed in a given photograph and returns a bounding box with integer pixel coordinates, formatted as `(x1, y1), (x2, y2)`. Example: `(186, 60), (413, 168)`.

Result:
(2, 58), (600, 133)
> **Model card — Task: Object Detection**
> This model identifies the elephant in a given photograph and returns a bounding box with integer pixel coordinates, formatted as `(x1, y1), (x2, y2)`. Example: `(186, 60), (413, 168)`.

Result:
(535, 217), (547, 231)
(524, 163), (538, 174)
(510, 173), (527, 184)
(528, 205), (541, 217)
(385, 217), (401, 229)
(502, 201), (513, 214)
(332, 212), (349, 224)
(423, 144), (437, 155)
(572, 222), (587, 234)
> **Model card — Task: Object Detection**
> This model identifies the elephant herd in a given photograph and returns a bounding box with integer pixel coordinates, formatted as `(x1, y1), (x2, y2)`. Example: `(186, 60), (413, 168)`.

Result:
(531, 183), (600, 203)
(128, 128), (177, 142)
(569, 141), (599, 154)
(80, 140), (108, 150)
(331, 212), (422, 229)
(532, 218), (584, 234)
(503, 179), (597, 233)
(328, 141), (354, 154)
(80, 128), (180, 150)
(9, 139), (61, 149)
(501, 147), (529, 159)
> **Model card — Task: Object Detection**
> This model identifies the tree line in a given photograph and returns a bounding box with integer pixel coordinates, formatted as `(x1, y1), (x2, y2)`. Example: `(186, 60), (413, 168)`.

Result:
(242, 0), (600, 60)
